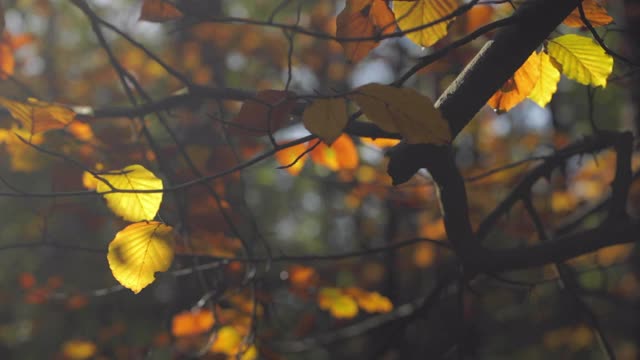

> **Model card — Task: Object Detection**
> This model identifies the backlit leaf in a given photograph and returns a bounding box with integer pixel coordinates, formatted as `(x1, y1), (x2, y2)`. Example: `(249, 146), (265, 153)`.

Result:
(345, 288), (393, 313)
(211, 326), (242, 356)
(330, 294), (359, 319)
(107, 222), (174, 294)
(95, 164), (163, 222)
(309, 134), (359, 171)
(302, 98), (348, 145)
(488, 52), (541, 112)
(547, 34), (613, 87)
(349, 83), (450, 144)
(172, 309), (215, 337)
(0, 97), (76, 134)
(336, 0), (396, 63)
(274, 142), (309, 175)
(393, 0), (458, 47)
(139, 0), (183, 22)
(528, 52), (561, 108)
(230, 90), (297, 136)
(62, 340), (96, 360)
(563, 0), (613, 28)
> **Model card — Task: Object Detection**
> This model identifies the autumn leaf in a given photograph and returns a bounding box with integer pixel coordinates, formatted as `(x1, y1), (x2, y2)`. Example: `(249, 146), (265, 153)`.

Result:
(0, 31), (34, 79)
(230, 90), (297, 136)
(61, 340), (97, 360)
(107, 222), (174, 294)
(488, 52), (541, 112)
(349, 83), (451, 144)
(95, 164), (163, 222)
(302, 98), (348, 145)
(528, 52), (561, 108)
(0, 127), (48, 172)
(211, 326), (242, 356)
(336, 0), (396, 63)
(547, 34), (613, 87)
(172, 309), (215, 337)
(0, 97), (76, 134)
(393, 0), (458, 47)
(274, 142), (309, 175)
(309, 134), (359, 171)
(139, 0), (183, 22)
(563, 0), (613, 28)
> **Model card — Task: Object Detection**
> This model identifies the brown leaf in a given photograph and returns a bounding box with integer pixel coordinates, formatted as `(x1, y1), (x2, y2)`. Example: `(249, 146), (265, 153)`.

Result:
(140, 0), (183, 22)
(563, 0), (613, 28)
(229, 90), (297, 137)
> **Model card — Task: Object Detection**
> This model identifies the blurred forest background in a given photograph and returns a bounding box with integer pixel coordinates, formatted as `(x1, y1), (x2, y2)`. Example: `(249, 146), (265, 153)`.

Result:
(0, 0), (638, 359)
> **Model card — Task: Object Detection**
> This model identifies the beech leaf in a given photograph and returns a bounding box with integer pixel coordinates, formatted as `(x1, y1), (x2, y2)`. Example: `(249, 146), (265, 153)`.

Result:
(230, 90), (297, 136)
(302, 98), (348, 145)
(393, 0), (458, 47)
(547, 34), (613, 88)
(95, 164), (163, 222)
(528, 52), (561, 108)
(0, 97), (76, 134)
(349, 83), (450, 144)
(563, 0), (613, 28)
(139, 0), (183, 22)
(488, 52), (541, 112)
(107, 222), (174, 294)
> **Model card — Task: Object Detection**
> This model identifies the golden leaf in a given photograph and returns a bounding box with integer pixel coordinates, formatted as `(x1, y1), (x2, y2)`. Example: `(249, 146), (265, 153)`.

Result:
(488, 52), (541, 112)
(62, 340), (97, 360)
(547, 34), (613, 87)
(528, 52), (561, 108)
(393, 0), (458, 47)
(95, 164), (163, 222)
(172, 309), (215, 337)
(336, 0), (396, 63)
(0, 97), (76, 134)
(349, 83), (451, 144)
(302, 98), (348, 145)
(107, 222), (174, 294)
(563, 0), (613, 28)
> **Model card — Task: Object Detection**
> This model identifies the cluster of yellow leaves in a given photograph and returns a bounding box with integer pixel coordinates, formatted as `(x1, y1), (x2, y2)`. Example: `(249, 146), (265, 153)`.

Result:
(82, 163), (173, 294)
(489, 34), (613, 112)
(317, 287), (393, 319)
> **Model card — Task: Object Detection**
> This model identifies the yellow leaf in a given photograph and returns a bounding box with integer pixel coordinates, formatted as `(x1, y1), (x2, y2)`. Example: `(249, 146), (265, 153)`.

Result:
(139, 0), (183, 22)
(107, 222), (174, 294)
(95, 164), (163, 222)
(318, 287), (342, 310)
(393, 0), (458, 47)
(309, 134), (359, 171)
(302, 98), (348, 145)
(239, 345), (258, 360)
(488, 52), (541, 112)
(0, 97), (76, 134)
(211, 326), (242, 356)
(563, 0), (613, 28)
(336, 0), (396, 63)
(62, 339), (97, 360)
(547, 34), (613, 87)
(0, 127), (48, 172)
(330, 294), (359, 319)
(527, 52), (561, 108)
(349, 83), (451, 144)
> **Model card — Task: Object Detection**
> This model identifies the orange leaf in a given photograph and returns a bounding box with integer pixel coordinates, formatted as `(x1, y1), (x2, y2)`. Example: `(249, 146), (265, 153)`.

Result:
(274, 142), (309, 175)
(171, 309), (215, 337)
(0, 97), (76, 134)
(487, 52), (541, 112)
(563, 0), (613, 28)
(336, 0), (396, 63)
(288, 265), (318, 289)
(139, 0), (183, 22)
(230, 90), (297, 137)
(309, 134), (359, 171)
